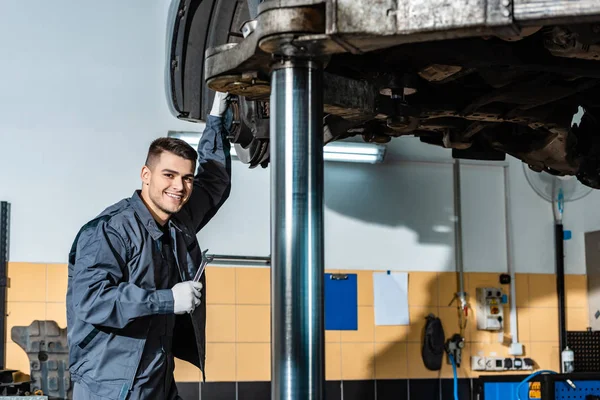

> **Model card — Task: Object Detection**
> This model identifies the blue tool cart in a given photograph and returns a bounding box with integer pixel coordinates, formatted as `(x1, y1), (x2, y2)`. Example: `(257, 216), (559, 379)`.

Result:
(476, 372), (600, 400)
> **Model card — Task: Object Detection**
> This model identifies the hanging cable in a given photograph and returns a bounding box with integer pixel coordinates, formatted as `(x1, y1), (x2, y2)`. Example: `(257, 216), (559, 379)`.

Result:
(448, 353), (459, 400)
(515, 370), (557, 400)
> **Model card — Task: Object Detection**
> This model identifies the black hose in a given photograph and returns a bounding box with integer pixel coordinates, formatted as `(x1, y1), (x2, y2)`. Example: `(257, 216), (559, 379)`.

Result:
(556, 223), (567, 362)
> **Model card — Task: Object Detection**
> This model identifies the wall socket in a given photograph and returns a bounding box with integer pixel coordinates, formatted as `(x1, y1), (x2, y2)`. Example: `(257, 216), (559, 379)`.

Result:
(471, 356), (534, 372)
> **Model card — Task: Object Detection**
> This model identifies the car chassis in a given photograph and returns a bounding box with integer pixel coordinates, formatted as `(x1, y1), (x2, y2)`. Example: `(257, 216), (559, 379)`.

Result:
(169, 1), (600, 399)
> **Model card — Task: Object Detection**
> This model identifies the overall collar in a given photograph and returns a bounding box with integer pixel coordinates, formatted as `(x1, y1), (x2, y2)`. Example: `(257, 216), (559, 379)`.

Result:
(131, 190), (169, 241)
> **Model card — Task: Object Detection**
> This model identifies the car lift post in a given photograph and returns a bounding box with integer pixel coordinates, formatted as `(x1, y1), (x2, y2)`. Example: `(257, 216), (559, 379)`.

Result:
(270, 58), (325, 400)
(0, 202), (10, 370)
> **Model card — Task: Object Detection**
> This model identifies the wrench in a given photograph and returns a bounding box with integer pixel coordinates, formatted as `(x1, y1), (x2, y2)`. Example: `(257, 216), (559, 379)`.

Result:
(193, 249), (213, 282)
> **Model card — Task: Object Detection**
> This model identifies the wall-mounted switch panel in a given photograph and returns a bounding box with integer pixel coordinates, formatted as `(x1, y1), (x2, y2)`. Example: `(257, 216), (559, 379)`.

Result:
(476, 287), (506, 331)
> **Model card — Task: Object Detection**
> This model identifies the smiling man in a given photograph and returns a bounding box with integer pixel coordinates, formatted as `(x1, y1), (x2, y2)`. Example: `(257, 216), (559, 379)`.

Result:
(142, 140), (197, 225)
(66, 92), (231, 400)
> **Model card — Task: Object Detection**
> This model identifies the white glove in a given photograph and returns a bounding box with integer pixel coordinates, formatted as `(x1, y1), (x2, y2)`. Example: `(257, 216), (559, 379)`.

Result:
(171, 281), (203, 314)
(209, 91), (229, 117)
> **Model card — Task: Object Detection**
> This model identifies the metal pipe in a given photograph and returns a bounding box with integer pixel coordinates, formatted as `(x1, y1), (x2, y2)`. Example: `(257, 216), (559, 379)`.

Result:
(556, 223), (567, 357)
(0, 202), (10, 369)
(453, 160), (466, 309)
(503, 166), (520, 347)
(207, 254), (271, 266)
(270, 59), (324, 400)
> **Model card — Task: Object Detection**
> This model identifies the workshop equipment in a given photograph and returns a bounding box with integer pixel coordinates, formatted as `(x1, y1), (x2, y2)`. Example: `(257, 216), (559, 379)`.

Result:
(11, 320), (70, 399)
(503, 167), (524, 356)
(451, 160), (469, 334)
(471, 355), (534, 372)
(446, 334), (465, 368)
(422, 314), (445, 371)
(446, 332), (465, 400)
(562, 346), (575, 373)
(204, 254), (270, 267)
(476, 287), (506, 331)
(270, 59), (325, 400)
(0, 369), (35, 397)
(566, 330), (600, 373)
(476, 372), (600, 400)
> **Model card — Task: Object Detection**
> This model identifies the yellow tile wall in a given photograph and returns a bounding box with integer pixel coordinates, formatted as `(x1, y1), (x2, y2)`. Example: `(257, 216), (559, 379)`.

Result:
(3, 263), (590, 382)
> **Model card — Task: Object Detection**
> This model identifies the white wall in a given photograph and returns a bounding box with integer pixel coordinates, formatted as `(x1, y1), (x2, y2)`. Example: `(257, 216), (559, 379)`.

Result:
(0, 1), (596, 274)
(0, 0), (197, 262)
(198, 134), (594, 275)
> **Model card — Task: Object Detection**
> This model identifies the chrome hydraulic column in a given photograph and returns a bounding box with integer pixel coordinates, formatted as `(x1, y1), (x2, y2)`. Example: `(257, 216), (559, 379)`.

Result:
(270, 59), (324, 400)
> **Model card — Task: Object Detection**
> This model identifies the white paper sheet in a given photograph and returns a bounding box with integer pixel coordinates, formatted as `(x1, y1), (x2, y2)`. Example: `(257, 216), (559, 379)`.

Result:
(373, 272), (409, 326)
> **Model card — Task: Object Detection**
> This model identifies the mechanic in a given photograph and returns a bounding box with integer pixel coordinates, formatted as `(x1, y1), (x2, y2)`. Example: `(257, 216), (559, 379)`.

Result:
(66, 91), (232, 400)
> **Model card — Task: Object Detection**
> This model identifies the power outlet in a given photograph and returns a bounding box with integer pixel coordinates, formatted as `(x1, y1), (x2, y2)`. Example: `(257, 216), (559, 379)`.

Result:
(485, 357), (505, 371)
(512, 357), (534, 371)
(470, 356), (535, 372)
(471, 356), (486, 371)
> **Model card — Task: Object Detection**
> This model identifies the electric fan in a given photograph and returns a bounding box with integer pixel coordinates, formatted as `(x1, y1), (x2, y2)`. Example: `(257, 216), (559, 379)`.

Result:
(523, 164), (592, 367)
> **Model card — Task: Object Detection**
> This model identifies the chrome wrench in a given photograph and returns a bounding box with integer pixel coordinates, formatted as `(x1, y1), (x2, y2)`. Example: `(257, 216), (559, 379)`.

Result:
(193, 249), (213, 282)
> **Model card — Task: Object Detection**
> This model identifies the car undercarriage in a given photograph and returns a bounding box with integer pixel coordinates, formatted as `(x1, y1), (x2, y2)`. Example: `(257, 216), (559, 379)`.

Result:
(167, 1), (600, 398)
(168, 0), (600, 188)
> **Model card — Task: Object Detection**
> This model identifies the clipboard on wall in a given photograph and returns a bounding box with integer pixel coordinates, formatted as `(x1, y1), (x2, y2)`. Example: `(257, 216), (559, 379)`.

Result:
(324, 273), (358, 330)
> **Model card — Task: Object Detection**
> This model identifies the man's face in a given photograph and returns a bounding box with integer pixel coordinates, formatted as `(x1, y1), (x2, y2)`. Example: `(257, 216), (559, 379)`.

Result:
(141, 151), (195, 222)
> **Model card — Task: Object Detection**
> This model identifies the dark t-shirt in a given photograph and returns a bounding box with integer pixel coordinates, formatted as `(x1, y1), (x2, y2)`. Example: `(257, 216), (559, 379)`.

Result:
(131, 221), (181, 400)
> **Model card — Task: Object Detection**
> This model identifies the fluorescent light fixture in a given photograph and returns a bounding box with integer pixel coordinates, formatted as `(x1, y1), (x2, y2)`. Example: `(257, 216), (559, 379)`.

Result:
(168, 131), (386, 164)
(324, 142), (386, 163)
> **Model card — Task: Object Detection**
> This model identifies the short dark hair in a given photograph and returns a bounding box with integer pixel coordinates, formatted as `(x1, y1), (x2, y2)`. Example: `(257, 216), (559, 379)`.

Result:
(145, 137), (197, 170)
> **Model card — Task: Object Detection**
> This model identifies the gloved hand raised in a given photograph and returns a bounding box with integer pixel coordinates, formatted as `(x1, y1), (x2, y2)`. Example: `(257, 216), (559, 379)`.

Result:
(209, 91), (229, 117)
(171, 281), (203, 314)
